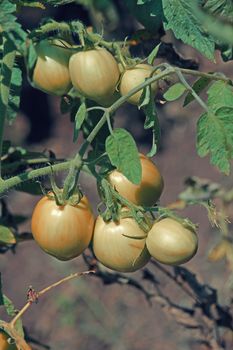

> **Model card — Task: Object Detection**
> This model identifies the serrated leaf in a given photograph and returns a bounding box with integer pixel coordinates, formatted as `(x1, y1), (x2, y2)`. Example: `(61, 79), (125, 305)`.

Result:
(0, 225), (16, 244)
(197, 107), (233, 174)
(0, 1), (26, 48)
(204, 0), (233, 19)
(183, 76), (211, 106)
(7, 65), (22, 123)
(164, 83), (186, 101)
(148, 43), (161, 65)
(106, 128), (142, 184)
(163, 0), (215, 60)
(207, 80), (233, 111)
(73, 102), (87, 142)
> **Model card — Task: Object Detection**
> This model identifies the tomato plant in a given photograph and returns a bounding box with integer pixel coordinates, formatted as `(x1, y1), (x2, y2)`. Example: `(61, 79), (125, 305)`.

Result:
(108, 153), (164, 207)
(93, 214), (150, 272)
(0, 1), (233, 349)
(146, 218), (198, 265)
(32, 40), (72, 96)
(31, 194), (95, 260)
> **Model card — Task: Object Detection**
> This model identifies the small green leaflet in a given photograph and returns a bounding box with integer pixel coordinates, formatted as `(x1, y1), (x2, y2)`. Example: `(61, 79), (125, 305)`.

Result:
(0, 274), (24, 337)
(73, 102), (87, 142)
(3, 295), (24, 336)
(162, 0), (215, 61)
(204, 0), (233, 19)
(183, 76), (211, 106)
(106, 128), (142, 185)
(7, 65), (22, 123)
(148, 43), (161, 65)
(164, 83), (186, 101)
(139, 85), (160, 156)
(0, 225), (16, 244)
(15, 1), (45, 8)
(197, 107), (233, 175)
(207, 80), (233, 111)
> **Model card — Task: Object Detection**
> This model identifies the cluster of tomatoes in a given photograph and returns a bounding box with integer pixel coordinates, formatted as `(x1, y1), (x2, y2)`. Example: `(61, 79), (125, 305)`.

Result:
(31, 154), (198, 272)
(32, 39), (158, 105)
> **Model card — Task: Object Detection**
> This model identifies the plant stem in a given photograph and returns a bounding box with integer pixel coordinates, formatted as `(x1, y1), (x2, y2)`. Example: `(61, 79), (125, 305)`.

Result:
(175, 68), (210, 113)
(179, 68), (231, 83)
(0, 161), (71, 194)
(10, 270), (94, 328)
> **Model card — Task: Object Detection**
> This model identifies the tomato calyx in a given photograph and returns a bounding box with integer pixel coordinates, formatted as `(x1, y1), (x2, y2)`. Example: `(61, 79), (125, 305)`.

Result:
(98, 178), (152, 234)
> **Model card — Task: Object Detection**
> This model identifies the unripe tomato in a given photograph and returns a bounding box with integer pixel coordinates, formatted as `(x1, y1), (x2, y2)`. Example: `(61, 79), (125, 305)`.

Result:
(93, 215), (151, 272)
(108, 153), (164, 207)
(146, 218), (198, 265)
(33, 40), (72, 96)
(69, 48), (120, 102)
(0, 332), (17, 350)
(120, 64), (158, 105)
(31, 195), (95, 261)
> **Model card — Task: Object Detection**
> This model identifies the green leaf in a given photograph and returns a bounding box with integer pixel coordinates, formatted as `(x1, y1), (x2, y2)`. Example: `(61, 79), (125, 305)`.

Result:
(106, 128), (142, 184)
(7, 65), (22, 123)
(73, 102), (87, 142)
(163, 83), (186, 101)
(207, 80), (233, 111)
(204, 0), (233, 19)
(2, 295), (24, 336)
(162, 0), (215, 60)
(0, 225), (16, 244)
(0, 1), (26, 49)
(16, 1), (46, 9)
(141, 88), (160, 156)
(125, 0), (164, 32)
(197, 107), (233, 174)
(183, 76), (211, 106)
(148, 43), (161, 65)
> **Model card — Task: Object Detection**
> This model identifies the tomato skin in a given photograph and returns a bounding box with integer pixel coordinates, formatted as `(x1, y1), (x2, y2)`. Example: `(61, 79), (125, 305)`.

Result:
(0, 332), (17, 350)
(146, 218), (198, 265)
(69, 48), (120, 102)
(120, 64), (158, 105)
(93, 215), (150, 272)
(108, 153), (164, 207)
(33, 40), (72, 96)
(31, 195), (95, 261)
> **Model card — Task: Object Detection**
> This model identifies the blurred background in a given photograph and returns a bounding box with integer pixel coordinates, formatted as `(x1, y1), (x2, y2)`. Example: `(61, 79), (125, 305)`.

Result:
(0, 1), (233, 349)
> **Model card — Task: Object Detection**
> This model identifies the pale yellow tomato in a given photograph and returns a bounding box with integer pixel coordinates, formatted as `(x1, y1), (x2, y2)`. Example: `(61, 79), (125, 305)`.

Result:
(108, 153), (164, 207)
(0, 332), (17, 350)
(120, 64), (158, 105)
(33, 40), (72, 95)
(31, 195), (95, 261)
(146, 218), (198, 265)
(93, 214), (151, 272)
(69, 48), (120, 102)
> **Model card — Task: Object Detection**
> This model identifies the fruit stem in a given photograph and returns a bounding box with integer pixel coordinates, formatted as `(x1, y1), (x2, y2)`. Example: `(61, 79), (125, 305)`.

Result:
(10, 270), (95, 328)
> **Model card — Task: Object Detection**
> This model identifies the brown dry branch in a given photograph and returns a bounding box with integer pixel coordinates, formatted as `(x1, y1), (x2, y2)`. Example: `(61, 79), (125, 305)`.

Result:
(83, 250), (233, 350)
